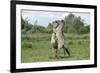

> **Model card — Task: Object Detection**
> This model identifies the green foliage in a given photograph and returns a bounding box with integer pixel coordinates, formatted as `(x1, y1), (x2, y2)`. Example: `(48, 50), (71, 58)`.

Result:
(21, 17), (33, 32)
(47, 23), (53, 33)
(33, 25), (47, 33)
(21, 13), (90, 34)
(21, 14), (90, 62)
(22, 42), (33, 49)
(21, 33), (90, 62)
(21, 18), (51, 34)
(64, 13), (89, 34)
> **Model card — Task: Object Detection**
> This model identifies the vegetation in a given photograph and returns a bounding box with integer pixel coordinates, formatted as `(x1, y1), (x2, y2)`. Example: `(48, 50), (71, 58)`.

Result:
(64, 13), (90, 34)
(21, 13), (90, 34)
(21, 13), (90, 62)
(21, 33), (90, 62)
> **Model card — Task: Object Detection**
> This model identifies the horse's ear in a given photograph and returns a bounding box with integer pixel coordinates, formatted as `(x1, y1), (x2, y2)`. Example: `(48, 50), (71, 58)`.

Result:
(55, 21), (58, 23)
(61, 20), (65, 24)
(61, 20), (64, 22)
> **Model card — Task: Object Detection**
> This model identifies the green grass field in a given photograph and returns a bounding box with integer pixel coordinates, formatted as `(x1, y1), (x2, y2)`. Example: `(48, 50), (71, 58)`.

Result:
(21, 33), (90, 63)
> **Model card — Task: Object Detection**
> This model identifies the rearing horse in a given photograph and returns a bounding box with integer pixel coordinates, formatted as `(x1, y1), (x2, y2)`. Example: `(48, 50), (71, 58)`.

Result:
(51, 20), (70, 58)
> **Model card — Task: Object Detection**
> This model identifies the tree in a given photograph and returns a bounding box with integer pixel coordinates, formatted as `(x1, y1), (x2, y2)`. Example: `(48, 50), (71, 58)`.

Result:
(21, 16), (33, 33)
(47, 23), (52, 33)
(73, 16), (84, 34)
(64, 13), (88, 34)
(64, 13), (76, 33)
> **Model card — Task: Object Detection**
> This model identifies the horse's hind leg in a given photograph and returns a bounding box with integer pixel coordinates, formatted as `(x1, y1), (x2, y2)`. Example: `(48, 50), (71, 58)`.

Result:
(63, 48), (66, 56)
(63, 46), (70, 56)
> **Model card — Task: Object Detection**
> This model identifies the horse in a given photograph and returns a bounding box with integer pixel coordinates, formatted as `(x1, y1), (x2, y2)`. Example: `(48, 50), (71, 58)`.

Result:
(51, 20), (70, 58)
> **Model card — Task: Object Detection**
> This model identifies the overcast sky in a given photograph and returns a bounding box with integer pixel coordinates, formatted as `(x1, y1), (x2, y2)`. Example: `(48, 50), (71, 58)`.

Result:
(21, 10), (90, 27)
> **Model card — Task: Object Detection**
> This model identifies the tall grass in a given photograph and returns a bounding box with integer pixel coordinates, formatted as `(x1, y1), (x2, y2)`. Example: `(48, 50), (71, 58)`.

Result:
(21, 33), (90, 62)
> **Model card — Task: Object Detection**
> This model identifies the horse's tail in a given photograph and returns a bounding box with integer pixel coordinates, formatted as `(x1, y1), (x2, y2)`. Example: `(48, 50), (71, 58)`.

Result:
(63, 45), (70, 56)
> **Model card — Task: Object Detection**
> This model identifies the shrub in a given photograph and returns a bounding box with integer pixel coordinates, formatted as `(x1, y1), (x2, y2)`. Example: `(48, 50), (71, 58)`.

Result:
(68, 41), (74, 45)
(21, 42), (33, 49)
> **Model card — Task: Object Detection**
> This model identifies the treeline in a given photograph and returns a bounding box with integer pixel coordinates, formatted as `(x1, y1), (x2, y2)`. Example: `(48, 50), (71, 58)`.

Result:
(21, 13), (90, 34)
(64, 13), (90, 34)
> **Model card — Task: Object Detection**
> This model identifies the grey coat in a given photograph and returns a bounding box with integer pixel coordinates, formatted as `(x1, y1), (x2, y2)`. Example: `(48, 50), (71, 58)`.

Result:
(51, 20), (65, 49)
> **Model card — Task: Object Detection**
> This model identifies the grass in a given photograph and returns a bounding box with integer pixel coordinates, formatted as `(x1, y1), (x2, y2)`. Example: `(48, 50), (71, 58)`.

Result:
(21, 33), (90, 63)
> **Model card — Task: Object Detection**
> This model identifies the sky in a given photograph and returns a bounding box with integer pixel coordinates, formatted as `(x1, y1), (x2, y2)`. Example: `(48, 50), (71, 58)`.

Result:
(21, 10), (90, 27)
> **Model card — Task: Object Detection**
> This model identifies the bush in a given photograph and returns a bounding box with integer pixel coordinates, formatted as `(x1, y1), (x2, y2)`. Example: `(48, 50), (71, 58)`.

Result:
(77, 41), (82, 45)
(21, 34), (32, 41)
(21, 42), (33, 49)
(68, 41), (74, 45)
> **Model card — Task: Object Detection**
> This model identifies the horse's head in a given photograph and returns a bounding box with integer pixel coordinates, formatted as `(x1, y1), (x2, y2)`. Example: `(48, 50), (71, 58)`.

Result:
(51, 20), (65, 29)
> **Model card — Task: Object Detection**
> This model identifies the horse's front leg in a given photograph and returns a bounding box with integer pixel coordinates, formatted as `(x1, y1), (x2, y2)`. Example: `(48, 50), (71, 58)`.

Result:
(51, 43), (58, 58)
(56, 47), (61, 58)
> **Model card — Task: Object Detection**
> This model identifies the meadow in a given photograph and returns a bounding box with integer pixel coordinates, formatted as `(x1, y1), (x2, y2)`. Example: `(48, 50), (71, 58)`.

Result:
(21, 33), (90, 63)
